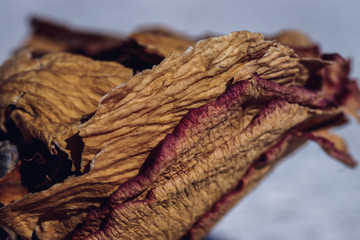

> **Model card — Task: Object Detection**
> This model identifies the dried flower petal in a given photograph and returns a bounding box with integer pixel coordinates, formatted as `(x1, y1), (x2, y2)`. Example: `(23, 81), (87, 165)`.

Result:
(0, 21), (358, 240)
(0, 52), (132, 168)
(79, 31), (313, 171)
(296, 131), (356, 167)
(0, 164), (27, 205)
(25, 17), (123, 55)
(128, 27), (195, 57)
(269, 30), (320, 58)
(0, 30), (317, 240)
(74, 74), (351, 239)
(24, 17), (193, 71)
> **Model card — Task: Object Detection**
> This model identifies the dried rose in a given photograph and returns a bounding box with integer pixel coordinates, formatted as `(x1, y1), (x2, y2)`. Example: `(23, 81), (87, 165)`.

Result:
(0, 20), (358, 240)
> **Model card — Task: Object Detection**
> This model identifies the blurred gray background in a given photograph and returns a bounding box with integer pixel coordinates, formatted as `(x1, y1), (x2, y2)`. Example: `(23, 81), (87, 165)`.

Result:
(0, 1), (359, 239)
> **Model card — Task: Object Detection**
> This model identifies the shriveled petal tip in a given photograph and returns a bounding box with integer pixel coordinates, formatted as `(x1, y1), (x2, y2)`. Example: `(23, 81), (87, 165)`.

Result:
(296, 131), (357, 168)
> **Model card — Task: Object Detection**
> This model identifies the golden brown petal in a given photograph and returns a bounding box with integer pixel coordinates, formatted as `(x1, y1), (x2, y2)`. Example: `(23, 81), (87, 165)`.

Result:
(0, 164), (28, 206)
(80, 31), (312, 171)
(0, 20), (357, 240)
(0, 30), (315, 240)
(74, 75), (346, 239)
(269, 30), (320, 58)
(128, 26), (195, 57)
(0, 51), (133, 166)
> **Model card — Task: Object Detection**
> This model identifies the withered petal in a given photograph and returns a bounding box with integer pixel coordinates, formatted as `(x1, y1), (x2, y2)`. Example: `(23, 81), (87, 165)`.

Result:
(0, 164), (28, 205)
(0, 25), (358, 240)
(128, 27), (195, 57)
(296, 131), (357, 167)
(79, 30), (315, 172)
(74, 75), (346, 239)
(0, 51), (133, 163)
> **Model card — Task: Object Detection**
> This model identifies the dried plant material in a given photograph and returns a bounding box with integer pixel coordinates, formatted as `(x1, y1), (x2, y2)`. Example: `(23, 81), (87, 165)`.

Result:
(79, 31), (314, 170)
(0, 51), (133, 168)
(296, 131), (356, 167)
(320, 54), (360, 121)
(185, 134), (307, 240)
(0, 164), (28, 205)
(272, 32), (360, 120)
(275, 30), (313, 47)
(0, 18), (358, 240)
(0, 30), (318, 240)
(25, 17), (123, 55)
(24, 17), (194, 71)
(74, 74), (356, 239)
(128, 27), (195, 57)
(269, 30), (320, 58)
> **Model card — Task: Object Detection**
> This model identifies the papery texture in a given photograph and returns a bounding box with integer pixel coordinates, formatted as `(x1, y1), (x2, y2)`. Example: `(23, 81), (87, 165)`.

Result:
(270, 30), (320, 58)
(25, 17), (194, 71)
(79, 31), (312, 171)
(128, 27), (195, 57)
(0, 165), (27, 205)
(0, 51), (132, 163)
(25, 17), (123, 55)
(74, 74), (355, 240)
(0, 23), (358, 240)
(0, 30), (316, 240)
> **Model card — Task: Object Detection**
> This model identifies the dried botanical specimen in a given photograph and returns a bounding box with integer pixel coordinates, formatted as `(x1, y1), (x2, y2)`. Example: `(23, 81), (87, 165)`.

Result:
(128, 26), (195, 57)
(73, 72), (356, 239)
(0, 19), (358, 240)
(25, 17), (194, 71)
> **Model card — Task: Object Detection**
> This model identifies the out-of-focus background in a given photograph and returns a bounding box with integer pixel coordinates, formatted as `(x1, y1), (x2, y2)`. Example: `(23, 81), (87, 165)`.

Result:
(1, 1), (359, 239)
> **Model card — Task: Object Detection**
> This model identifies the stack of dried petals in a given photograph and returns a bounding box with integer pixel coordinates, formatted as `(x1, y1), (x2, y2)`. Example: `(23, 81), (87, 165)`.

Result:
(0, 17), (359, 240)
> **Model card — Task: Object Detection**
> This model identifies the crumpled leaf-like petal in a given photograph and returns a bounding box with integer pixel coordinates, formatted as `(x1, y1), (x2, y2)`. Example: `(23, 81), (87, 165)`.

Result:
(128, 26), (195, 57)
(0, 31), (317, 240)
(79, 30), (313, 171)
(24, 17), (194, 71)
(0, 164), (27, 206)
(74, 74), (351, 239)
(320, 54), (360, 121)
(25, 17), (124, 55)
(1, 23), (358, 240)
(270, 30), (320, 58)
(0, 51), (133, 165)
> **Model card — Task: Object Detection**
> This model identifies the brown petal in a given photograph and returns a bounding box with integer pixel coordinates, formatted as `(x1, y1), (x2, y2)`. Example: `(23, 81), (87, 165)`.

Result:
(296, 131), (357, 167)
(79, 31), (313, 172)
(0, 164), (28, 205)
(24, 17), (192, 71)
(269, 30), (320, 58)
(128, 26), (195, 57)
(185, 134), (306, 240)
(320, 54), (360, 121)
(74, 76), (341, 239)
(25, 17), (124, 55)
(1, 26), (355, 240)
(0, 51), (133, 170)
(0, 31), (316, 240)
